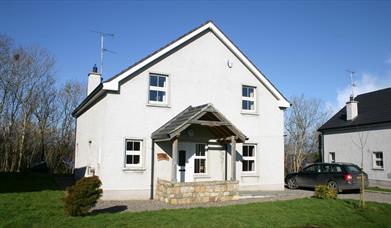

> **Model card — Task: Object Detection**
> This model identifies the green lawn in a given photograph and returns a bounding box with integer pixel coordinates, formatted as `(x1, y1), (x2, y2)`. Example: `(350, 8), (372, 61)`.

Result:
(1, 173), (391, 227)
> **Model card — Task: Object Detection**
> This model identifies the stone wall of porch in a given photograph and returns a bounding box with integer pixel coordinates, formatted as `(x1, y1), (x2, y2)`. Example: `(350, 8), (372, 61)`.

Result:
(156, 179), (239, 205)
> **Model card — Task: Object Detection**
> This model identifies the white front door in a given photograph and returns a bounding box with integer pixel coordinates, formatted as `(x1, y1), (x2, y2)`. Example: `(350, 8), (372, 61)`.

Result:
(177, 142), (194, 182)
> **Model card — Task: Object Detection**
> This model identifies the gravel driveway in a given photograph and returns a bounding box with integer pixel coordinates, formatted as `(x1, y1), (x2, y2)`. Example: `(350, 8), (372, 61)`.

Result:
(92, 189), (391, 213)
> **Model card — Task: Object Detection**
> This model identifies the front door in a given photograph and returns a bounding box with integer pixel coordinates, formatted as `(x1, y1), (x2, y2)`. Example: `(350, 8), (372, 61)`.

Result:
(177, 143), (194, 182)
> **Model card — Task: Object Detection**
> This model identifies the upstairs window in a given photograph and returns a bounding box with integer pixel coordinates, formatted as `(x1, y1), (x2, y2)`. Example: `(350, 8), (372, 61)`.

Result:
(373, 152), (384, 169)
(242, 85), (256, 112)
(125, 139), (142, 167)
(242, 144), (256, 172)
(149, 73), (168, 104)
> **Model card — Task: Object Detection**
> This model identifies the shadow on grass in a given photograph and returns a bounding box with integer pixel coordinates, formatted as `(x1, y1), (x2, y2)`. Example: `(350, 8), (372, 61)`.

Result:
(90, 205), (128, 215)
(0, 172), (68, 193)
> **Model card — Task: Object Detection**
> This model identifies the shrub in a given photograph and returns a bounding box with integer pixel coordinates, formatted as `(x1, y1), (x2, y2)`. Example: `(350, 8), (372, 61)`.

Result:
(63, 176), (103, 216)
(314, 185), (337, 199)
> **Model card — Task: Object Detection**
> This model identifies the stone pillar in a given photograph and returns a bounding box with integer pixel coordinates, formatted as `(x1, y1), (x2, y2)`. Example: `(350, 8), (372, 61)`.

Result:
(171, 137), (178, 182)
(230, 136), (236, 181)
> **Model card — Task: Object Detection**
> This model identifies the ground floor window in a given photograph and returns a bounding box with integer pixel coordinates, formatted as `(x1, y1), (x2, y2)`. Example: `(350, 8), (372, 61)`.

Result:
(194, 144), (207, 174)
(372, 151), (384, 169)
(125, 139), (142, 167)
(329, 152), (335, 163)
(242, 144), (256, 172)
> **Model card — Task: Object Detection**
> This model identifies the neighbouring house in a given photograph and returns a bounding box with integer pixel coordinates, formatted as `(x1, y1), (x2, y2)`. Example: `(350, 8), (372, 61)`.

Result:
(72, 21), (290, 202)
(318, 87), (391, 187)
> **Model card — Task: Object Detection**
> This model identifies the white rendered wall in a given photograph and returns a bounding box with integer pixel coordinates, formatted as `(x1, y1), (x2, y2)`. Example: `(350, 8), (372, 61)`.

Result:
(323, 127), (391, 185)
(76, 31), (286, 200)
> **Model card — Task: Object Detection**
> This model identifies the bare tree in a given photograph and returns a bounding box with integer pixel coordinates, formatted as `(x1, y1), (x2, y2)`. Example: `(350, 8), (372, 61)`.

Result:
(351, 129), (369, 209)
(0, 34), (83, 173)
(285, 95), (329, 173)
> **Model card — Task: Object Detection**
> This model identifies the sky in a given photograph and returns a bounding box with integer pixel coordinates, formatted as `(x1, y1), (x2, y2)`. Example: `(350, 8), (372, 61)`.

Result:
(1, 1), (391, 113)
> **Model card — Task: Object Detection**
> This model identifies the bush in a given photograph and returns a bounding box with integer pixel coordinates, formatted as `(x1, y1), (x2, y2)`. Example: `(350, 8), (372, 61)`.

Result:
(63, 176), (103, 216)
(314, 185), (337, 199)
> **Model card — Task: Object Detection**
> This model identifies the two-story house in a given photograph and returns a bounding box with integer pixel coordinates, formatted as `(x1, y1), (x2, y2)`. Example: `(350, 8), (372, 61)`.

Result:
(72, 21), (290, 201)
(319, 88), (391, 188)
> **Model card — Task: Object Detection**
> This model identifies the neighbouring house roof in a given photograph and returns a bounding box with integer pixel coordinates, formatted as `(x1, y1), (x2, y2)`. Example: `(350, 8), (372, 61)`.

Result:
(318, 87), (391, 132)
(72, 20), (290, 117)
(151, 103), (247, 143)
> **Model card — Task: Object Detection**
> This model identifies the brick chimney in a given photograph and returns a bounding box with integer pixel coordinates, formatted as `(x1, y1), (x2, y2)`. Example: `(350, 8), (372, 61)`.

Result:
(346, 95), (358, 121)
(87, 64), (102, 95)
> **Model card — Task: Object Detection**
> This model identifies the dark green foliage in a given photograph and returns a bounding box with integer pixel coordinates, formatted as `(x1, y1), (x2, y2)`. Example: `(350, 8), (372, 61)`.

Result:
(63, 176), (102, 216)
(314, 185), (338, 199)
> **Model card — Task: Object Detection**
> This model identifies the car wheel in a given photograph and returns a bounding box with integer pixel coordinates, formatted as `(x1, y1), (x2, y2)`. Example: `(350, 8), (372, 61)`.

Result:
(327, 180), (339, 192)
(287, 177), (298, 189)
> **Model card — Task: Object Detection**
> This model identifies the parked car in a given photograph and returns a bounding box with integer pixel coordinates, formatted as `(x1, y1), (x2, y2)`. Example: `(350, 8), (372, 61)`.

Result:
(285, 162), (369, 192)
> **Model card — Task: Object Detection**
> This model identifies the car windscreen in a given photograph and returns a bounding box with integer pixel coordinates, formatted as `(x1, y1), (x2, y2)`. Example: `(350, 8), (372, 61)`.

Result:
(345, 165), (361, 173)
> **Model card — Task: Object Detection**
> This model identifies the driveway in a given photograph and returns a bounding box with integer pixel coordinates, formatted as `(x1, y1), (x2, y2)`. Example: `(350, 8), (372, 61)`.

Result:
(93, 188), (391, 213)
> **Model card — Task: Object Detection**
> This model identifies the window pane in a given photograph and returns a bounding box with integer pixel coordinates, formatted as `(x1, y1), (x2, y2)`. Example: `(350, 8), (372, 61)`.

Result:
(242, 160), (248, 171)
(248, 146), (254, 157)
(248, 160), (255, 171)
(126, 141), (133, 151)
(242, 100), (249, 110)
(150, 75), (158, 86)
(133, 142), (140, 151)
(133, 155), (140, 164)
(149, 90), (158, 101)
(242, 87), (248, 97)
(249, 101), (254, 110)
(157, 91), (166, 102)
(158, 76), (166, 87)
(195, 159), (199, 173)
(248, 87), (254, 97)
(126, 155), (132, 164)
(376, 153), (383, 159)
(243, 146), (249, 156)
(196, 144), (205, 156)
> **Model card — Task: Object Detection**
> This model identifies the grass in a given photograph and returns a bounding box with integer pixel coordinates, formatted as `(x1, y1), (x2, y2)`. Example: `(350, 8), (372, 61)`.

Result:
(1, 173), (391, 227)
(367, 186), (391, 193)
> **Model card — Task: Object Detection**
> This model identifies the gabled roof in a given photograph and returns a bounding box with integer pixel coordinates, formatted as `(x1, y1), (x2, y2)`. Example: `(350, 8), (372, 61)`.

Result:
(73, 20), (289, 117)
(152, 103), (247, 142)
(318, 87), (391, 131)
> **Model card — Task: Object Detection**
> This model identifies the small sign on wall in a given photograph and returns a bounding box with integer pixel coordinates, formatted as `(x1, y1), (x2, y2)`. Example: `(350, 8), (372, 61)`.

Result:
(157, 153), (169, 161)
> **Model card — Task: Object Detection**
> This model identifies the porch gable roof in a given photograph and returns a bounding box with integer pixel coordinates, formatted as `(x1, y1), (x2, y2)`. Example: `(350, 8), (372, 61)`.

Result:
(151, 103), (247, 143)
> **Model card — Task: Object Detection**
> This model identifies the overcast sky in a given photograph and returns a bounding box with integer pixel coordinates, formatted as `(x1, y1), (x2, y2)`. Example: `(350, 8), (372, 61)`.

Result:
(1, 1), (391, 113)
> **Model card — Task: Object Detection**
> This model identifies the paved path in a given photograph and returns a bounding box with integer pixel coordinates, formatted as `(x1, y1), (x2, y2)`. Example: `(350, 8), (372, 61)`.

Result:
(93, 189), (391, 213)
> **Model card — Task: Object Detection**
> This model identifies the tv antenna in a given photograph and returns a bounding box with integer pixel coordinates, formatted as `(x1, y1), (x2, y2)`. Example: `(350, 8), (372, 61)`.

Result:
(346, 70), (356, 99)
(91, 30), (115, 76)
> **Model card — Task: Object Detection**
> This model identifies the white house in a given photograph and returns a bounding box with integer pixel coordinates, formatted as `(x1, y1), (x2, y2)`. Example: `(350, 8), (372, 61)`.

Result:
(73, 21), (290, 201)
(319, 88), (391, 188)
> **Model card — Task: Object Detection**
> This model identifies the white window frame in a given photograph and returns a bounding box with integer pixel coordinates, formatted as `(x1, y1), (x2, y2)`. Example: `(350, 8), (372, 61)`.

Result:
(242, 144), (256, 173)
(124, 139), (143, 168)
(242, 85), (256, 113)
(194, 143), (207, 174)
(329, 152), (336, 163)
(372, 151), (384, 170)
(148, 73), (168, 105)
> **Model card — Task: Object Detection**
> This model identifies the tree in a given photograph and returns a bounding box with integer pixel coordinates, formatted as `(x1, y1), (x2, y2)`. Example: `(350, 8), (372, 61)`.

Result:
(0, 34), (84, 173)
(351, 128), (369, 209)
(285, 95), (329, 173)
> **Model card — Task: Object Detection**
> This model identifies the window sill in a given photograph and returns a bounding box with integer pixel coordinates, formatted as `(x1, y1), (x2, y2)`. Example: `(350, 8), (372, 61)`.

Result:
(122, 167), (146, 172)
(146, 103), (171, 108)
(193, 174), (210, 178)
(241, 111), (259, 116)
(372, 168), (384, 171)
(241, 172), (258, 177)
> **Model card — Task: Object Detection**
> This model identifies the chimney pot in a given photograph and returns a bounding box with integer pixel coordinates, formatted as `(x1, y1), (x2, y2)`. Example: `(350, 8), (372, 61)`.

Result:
(92, 64), (98, 73)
